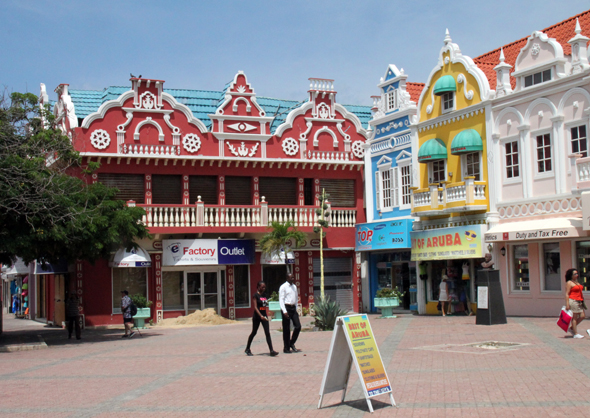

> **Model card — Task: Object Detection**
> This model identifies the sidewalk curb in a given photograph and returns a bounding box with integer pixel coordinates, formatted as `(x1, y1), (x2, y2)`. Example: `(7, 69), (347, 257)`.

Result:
(0, 334), (48, 352)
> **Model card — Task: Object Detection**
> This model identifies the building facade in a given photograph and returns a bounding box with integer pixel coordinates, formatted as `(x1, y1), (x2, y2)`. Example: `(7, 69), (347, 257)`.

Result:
(356, 65), (423, 313)
(47, 72), (371, 326)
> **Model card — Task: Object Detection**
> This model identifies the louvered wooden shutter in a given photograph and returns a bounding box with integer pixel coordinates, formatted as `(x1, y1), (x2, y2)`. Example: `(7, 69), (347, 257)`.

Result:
(225, 176), (252, 205)
(375, 172), (380, 211)
(189, 176), (218, 204)
(152, 175), (182, 204)
(319, 179), (355, 207)
(259, 177), (297, 205)
(97, 173), (145, 203)
(392, 167), (399, 207)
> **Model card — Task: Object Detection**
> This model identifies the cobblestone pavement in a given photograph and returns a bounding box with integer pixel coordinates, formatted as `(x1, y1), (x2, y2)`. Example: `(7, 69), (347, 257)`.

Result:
(1, 313), (590, 417)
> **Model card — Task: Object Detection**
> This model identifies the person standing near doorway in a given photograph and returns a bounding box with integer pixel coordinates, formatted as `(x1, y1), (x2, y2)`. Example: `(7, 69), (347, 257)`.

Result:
(279, 273), (301, 353)
(65, 293), (81, 340)
(121, 290), (135, 338)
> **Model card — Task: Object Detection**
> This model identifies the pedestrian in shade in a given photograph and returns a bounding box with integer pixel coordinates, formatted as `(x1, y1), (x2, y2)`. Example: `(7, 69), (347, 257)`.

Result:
(279, 273), (301, 353)
(66, 293), (81, 340)
(245, 281), (278, 357)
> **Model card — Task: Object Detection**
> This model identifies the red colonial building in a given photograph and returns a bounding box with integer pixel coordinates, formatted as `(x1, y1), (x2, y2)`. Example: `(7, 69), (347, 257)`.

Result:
(45, 72), (371, 326)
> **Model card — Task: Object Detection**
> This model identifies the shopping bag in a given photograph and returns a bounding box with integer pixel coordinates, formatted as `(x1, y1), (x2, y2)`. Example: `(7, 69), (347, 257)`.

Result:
(557, 306), (573, 332)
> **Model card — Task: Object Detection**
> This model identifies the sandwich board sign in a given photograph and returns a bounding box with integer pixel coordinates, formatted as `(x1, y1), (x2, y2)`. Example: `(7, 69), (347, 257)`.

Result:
(318, 314), (395, 413)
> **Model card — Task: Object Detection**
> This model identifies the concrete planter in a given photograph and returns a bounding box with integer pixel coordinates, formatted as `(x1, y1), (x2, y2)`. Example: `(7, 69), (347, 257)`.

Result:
(268, 301), (282, 322)
(133, 307), (151, 329)
(374, 297), (399, 318)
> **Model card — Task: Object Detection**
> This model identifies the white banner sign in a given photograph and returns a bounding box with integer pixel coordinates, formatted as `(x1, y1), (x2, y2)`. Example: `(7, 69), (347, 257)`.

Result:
(163, 239), (217, 266)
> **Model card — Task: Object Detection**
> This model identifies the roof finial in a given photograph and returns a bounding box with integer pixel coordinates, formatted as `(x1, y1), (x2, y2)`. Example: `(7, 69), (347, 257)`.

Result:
(575, 18), (581, 35)
(444, 28), (452, 44)
(499, 47), (505, 63)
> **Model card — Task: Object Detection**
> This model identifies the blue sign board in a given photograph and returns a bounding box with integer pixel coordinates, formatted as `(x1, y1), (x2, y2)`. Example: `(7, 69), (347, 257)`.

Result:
(355, 219), (413, 251)
(217, 239), (255, 265)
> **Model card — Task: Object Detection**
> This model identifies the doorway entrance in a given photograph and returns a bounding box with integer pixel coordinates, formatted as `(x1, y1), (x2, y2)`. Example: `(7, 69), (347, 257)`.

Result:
(184, 270), (221, 314)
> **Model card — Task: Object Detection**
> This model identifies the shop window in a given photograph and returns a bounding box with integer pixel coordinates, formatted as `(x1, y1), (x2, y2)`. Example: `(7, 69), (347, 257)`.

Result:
(575, 241), (590, 291)
(400, 164), (412, 206)
(233, 265), (250, 308)
(152, 175), (182, 204)
(571, 125), (588, 157)
(542, 242), (561, 291)
(162, 271), (184, 311)
(513, 245), (529, 291)
(112, 268), (147, 313)
(536, 134), (552, 173)
(429, 160), (446, 184)
(505, 141), (520, 178)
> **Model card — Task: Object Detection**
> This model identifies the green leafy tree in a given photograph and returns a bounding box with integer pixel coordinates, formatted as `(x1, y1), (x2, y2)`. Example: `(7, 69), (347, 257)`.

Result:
(259, 220), (306, 274)
(0, 91), (150, 266)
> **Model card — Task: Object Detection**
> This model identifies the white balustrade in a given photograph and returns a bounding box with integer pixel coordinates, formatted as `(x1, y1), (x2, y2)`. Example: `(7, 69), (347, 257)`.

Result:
(413, 191), (431, 207)
(577, 157), (590, 183)
(308, 151), (350, 161)
(446, 185), (466, 202)
(474, 184), (486, 200)
(120, 144), (179, 156)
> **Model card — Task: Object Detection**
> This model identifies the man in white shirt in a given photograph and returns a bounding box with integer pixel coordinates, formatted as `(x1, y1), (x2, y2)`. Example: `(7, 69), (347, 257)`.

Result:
(279, 273), (301, 353)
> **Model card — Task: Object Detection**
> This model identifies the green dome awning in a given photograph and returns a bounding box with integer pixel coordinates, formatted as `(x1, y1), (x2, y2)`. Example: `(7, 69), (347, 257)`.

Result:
(451, 129), (483, 154)
(418, 138), (447, 163)
(433, 75), (456, 95)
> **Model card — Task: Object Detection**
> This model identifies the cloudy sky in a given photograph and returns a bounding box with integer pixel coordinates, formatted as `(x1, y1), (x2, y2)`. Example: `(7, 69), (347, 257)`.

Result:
(1, 1), (588, 105)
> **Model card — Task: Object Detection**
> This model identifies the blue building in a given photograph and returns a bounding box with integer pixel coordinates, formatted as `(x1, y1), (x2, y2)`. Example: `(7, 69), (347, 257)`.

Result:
(356, 65), (424, 313)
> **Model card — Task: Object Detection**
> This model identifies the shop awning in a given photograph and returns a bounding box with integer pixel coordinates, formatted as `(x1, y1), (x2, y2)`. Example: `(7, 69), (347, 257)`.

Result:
(260, 249), (295, 265)
(433, 75), (456, 95)
(109, 246), (152, 268)
(418, 138), (447, 163)
(484, 218), (585, 242)
(3, 258), (30, 277)
(34, 259), (69, 275)
(451, 129), (483, 154)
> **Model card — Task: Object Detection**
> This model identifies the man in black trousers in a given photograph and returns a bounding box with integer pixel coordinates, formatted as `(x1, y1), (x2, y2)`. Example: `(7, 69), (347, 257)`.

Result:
(66, 292), (81, 340)
(279, 273), (301, 353)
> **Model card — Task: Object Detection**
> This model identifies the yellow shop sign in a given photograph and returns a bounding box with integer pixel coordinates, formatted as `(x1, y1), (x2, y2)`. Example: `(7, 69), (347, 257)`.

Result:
(410, 225), (486, 261)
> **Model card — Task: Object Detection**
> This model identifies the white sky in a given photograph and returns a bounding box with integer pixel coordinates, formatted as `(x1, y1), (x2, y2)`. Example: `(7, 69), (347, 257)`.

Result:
(1, 0), (588, 105)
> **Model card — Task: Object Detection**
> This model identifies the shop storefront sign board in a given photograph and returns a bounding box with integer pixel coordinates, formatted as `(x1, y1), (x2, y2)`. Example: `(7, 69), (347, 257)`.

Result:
(410, 225), (485, 261)
(318, 314), (395, 413)
(484, 218), (584, 241)
(162, 239), (255, 266)
(355, 219), (413, 251)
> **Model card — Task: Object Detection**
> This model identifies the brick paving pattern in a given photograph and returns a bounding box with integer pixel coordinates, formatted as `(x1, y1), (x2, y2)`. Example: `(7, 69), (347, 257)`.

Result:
(1, 313), (589, 417)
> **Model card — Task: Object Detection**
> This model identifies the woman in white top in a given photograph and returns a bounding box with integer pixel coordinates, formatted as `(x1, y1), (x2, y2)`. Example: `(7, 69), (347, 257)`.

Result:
(439, 273), (450, 317)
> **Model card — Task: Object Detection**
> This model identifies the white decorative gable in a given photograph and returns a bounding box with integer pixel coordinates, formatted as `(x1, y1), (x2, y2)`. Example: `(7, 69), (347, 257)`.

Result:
(512, 31), (567, 89)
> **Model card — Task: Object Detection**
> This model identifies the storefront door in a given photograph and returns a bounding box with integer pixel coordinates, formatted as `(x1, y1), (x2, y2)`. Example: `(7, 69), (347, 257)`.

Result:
(184, 271), (219, 314)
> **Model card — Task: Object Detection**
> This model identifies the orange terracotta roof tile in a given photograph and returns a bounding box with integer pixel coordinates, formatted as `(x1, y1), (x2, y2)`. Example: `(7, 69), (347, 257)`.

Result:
(407, 82), (425, 103)
(474, 9), (590, 89)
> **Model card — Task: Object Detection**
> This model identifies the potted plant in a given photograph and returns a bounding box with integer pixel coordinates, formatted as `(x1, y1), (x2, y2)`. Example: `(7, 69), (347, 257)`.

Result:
(374, 287), (405, 318)
(130, 293), (153, 329)
(267, 291), (282, 322)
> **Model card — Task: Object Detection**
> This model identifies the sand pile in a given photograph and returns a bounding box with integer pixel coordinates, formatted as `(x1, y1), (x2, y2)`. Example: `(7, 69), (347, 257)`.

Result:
(156, 308), (238, 327)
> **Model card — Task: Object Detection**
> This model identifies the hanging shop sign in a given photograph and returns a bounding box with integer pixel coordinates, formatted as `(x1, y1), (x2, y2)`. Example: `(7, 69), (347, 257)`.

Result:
(410, 224), (485, 261)
(162, 239), (255, 266)
(109, 246), (152, 268)
(355, 219), (413, 251)
(318, 314), (395, 413)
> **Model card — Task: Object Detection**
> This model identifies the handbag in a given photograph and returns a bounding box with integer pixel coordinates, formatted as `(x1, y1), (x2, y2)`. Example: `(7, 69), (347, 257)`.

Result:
(436, 301), (441, 311)
(557, 306), (573, 332)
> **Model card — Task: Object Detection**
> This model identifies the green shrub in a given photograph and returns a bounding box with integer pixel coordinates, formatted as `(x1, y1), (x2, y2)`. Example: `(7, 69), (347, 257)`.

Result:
(313, 296), (348, 331)
(130, 293), (153, 309)
(268, 291), (279, 302)
(375, 286), (405, 299)
(302, 307), (309, 316)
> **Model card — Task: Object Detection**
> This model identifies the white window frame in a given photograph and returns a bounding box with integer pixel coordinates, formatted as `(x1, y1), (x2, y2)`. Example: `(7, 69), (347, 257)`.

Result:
(380, 168), (393, 210)
(398, 162), (412, 210)
(569, 123), (588, 158)
(428, 160), (446, 184)
(533, 130), (553, 179)
(386, 89), (398, 112)
(460, 151), (481, 181)
(523, 68), (552, 88)
(539, 242), (562, 293)
(441, 92), (455, 114)
(501, 135), (522, 185)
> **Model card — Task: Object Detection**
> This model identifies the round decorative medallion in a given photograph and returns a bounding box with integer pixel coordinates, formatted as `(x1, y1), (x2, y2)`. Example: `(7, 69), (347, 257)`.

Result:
(182, 133), (202, 153)
(282, 137), (299, 156)
(351, 140), (364, 159)
(531, 43), (541, 56)
(90, 129), (111, 149)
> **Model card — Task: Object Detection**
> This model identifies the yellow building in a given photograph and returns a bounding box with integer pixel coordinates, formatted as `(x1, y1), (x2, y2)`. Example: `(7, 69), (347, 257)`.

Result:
(410, 30), (496, 315)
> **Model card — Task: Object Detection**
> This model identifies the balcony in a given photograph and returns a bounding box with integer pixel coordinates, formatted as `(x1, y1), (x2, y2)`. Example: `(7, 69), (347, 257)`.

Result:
(129, 198), (357, 229)
(575, 155), (590, 190)
(410, 177), (488, 216)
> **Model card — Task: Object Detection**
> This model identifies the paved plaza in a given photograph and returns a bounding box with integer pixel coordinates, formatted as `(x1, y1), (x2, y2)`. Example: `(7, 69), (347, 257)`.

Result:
(1, 313), (590, 417)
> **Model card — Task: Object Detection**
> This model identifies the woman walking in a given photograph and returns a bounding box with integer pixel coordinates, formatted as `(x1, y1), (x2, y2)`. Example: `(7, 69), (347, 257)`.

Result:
(565, 268), (586, 339)
(245, 281), (279, 356)
(439, 272), (450, 317)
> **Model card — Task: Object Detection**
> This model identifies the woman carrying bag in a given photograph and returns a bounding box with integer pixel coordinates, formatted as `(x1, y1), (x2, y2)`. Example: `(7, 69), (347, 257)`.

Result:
(565, 268), (587, 339)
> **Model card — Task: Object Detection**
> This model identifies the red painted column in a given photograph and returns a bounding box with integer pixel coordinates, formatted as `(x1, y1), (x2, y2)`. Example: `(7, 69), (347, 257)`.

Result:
(298, 177), (304, 206)
(307, 251), (314, 312)
(227, 266), (235, 319)
(154, 254), (163, 323)
(145, 174), (152, 204)
(75, 260), (85, 327)
(354, 252), (362, 313)
(219, 176), (225, 205)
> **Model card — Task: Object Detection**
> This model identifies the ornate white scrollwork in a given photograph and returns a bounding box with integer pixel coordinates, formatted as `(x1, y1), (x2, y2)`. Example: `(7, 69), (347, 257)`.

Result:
(317, 103), (331, 119)
(227, 141), (259, 157)
(531, 43), (541, 56)
(139, 91), (158, 109)
(182, 133), (201, 153)
(351, 141), (364, 159)
(90, 129), (111, 149)
(282, 137), (299, 156)
(457, 74), (474, 100)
